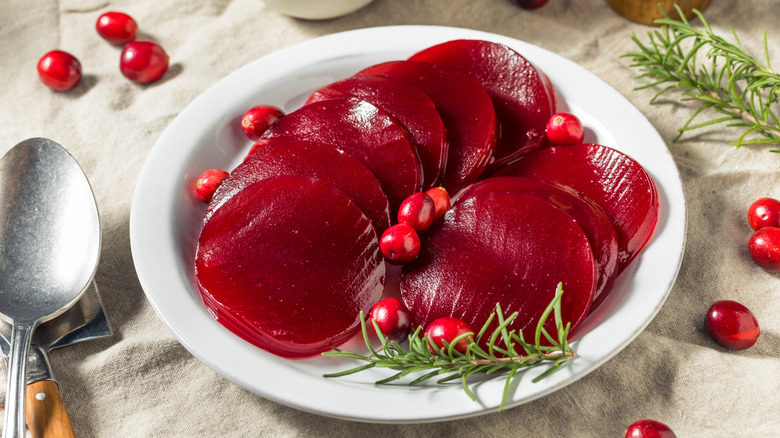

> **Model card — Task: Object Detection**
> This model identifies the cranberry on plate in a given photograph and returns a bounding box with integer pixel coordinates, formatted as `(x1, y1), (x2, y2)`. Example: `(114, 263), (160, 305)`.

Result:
(241, 105), (284, 141)
(380, 223), (420, 265)
(37, 50), (82, 91)
(546, 112), (585, 145)
(425, 317), (473, 355)
(369, 298), (412, 342)
(397, 192), (436, 232)
(425, 187), (451, 221)
(195, 169), (228, 203)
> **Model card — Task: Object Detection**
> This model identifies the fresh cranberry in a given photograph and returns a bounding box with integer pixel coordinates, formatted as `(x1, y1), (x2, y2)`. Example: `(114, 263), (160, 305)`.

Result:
(546, 112), (585, 145)
(425, 187), (451, 221)
(705, 300), (760, 350)
(380, 224), (420, 265)
(37, 50), (82, 91)
(624, 419), (677, 438)
(398, 192), (436, 232)
(748, 197), (780, 231)
(196, 169), (229, 202)
(425, 317), (473, 355)
(516, 0), (549, 9)
(96, 11), (138, 45)
(120, 41), (169, 84)
(369, 298), (412, 342)
(241, 105), (284, 141)
(748, 226), (780, 272)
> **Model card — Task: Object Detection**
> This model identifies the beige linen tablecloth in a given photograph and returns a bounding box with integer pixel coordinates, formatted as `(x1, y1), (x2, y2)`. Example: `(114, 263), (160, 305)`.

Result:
(1, 0), (779, 436)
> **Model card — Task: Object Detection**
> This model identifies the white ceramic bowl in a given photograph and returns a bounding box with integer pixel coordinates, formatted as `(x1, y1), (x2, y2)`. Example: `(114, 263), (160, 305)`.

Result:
(261, 0), (374, 20)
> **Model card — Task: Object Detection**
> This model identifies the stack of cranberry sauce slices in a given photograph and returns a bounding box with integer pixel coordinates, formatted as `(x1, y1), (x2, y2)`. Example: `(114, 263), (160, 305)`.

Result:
(193, 39), (660, 359)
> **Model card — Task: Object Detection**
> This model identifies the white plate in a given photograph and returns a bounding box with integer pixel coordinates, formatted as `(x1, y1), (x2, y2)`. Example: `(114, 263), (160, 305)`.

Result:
(129, 25), (686, 423)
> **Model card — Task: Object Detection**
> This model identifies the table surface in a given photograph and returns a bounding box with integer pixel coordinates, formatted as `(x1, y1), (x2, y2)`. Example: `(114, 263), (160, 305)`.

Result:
(1, 0), (779, 436)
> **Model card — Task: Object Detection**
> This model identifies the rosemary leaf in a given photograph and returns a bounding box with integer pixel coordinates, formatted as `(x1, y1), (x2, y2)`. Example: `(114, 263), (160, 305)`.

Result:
(623, 5), (780, 151)
(322, 283), (576, 410)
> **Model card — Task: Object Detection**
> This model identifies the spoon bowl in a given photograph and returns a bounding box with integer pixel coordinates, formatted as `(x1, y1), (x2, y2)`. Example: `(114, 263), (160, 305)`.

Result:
(0, 138), (100, 438)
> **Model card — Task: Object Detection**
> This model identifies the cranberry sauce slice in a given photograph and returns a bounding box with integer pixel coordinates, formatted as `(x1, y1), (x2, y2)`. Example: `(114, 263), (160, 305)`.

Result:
(206, 140), (391, 234)
(457, 176), (618, 310)
(494, 144), (659, 271)
(409, 40), (555, 170)
(356, 60), (497, 194)
(195, 175), (385, 358)
(401, 192), (596, 343)
(246, 97), (420, 213)
(306, 74), (447, 189)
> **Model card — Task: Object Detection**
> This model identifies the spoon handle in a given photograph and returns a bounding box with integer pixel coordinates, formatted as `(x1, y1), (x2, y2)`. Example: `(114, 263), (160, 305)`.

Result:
(2, 323), (33, 438)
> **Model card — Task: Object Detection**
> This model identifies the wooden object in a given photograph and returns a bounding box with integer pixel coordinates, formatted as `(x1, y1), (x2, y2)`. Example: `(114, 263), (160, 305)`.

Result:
(605, 0), (712, 25)
(24, 380), (77, 438)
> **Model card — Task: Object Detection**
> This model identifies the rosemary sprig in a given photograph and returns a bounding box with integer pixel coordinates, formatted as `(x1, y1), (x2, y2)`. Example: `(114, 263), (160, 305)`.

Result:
(322, 283), (575, 411)
(623, 5), (780, 152)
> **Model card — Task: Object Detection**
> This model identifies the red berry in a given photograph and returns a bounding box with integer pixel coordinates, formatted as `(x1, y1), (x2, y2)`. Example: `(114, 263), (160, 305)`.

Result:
(425, 187), (451, 221)
(120, 41), (169, 84)
(369, 298), (412, 342)
(516, 0), (549, 9)
(425, 317), (473, 355)
(241, 105), (284, 141)
(546, 112), (585, 145)
(196, 169), (229, 202)
(398, 192), (436, 232)
(380, 224), (420, 265)
(624, 419), (676, 438)
(96, 11), (138, 45)
(37, 50), (82, 91)
(748, 226), (780, 272)
(705, 300), (760, 350)
(748, 197), (780, 231)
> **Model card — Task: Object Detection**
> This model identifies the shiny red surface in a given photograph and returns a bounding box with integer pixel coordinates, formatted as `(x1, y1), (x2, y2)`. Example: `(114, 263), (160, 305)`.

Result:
(207, 140), (391, 235)
(705, 300), (760, 350)
(380, 223), (421, 265)
(748, 227), (780, 272)
(247, 97), (419, 214)
(120, 41), (169, 83)
(195, 169), (228, 203)
(425, 317), (473, 355)
(357, 60), (498, 194)
(624, 419), (677, 438)
(457, 176), (618, 310)
(195, 175), (385, 358)
(397, 192), (435, 232)
(37, 50), (82, 91)
(495, 144), (659, 271)
(369, 297), (412, 342)
(409, 39), (555, 170)
(241, 105), (284, 141)
(401, 192), (596, 343)
(307, 74), (447, 189)
(747, 197), (780, 231)
(95, 11), (138, 45)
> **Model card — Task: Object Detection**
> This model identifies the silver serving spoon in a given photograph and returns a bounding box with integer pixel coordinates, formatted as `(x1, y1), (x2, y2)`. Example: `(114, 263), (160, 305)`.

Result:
(0, 138), (100, 438)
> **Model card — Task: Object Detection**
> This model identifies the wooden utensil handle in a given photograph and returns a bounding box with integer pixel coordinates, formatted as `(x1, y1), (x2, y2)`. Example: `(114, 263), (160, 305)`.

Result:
(24, 380), (77, 438)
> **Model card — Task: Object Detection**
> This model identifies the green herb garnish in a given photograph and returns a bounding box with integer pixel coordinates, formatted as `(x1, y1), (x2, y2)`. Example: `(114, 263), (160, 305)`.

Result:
(322, 283), (575, 411)
(623, 5), (780, 151)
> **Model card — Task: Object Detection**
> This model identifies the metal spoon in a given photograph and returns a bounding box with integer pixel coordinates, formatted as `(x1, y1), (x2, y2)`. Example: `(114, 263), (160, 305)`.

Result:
(0, 138), (100, 438)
